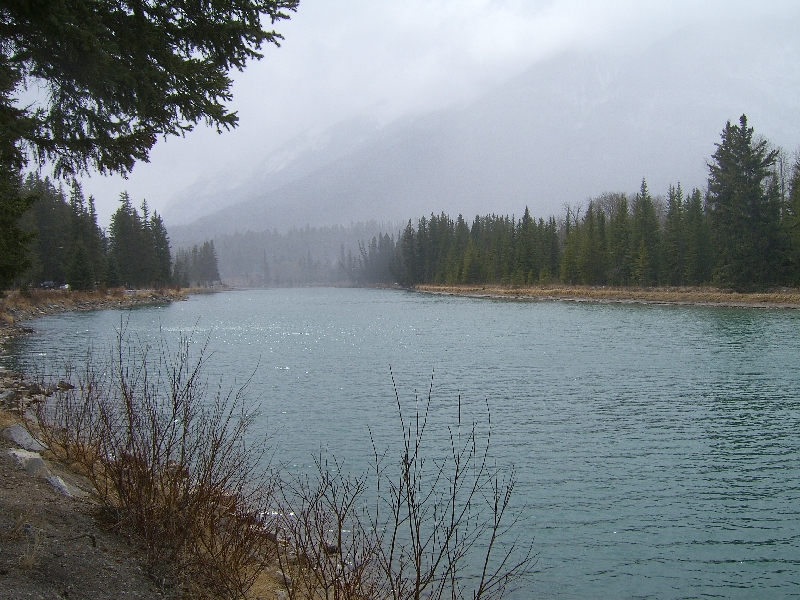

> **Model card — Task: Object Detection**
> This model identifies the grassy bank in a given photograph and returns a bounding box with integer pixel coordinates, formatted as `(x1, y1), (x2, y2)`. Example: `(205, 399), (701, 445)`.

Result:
(415, 284), (800, 308)
(0, 287), (187, 324)
(0, 287), (189, 353)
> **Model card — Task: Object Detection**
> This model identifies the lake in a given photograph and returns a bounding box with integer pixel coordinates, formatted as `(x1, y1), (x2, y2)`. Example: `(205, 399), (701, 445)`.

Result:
(3, 287), (799, 598)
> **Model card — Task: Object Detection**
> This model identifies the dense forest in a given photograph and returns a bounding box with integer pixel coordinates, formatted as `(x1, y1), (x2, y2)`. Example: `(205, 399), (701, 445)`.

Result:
(208, 222), (397, 286)
(172, 241), (222, 287)
(13, 174), (219, 290)
(9, 116), (800, 292)
(354, 116), (800, 291)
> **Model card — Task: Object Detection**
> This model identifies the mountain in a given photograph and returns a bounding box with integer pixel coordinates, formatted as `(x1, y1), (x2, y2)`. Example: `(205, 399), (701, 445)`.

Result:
(167, 18), (800, 246)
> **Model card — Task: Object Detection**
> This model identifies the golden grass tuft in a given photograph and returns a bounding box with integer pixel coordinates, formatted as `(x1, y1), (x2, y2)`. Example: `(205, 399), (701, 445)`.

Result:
(415, 284), (800, 307)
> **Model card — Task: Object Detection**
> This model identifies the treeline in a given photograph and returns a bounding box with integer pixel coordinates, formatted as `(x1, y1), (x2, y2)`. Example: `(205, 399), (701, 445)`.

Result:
(14, 174), (219, 290)
(172, 242), (221, 287)
(208, 222), (397, 286)
(357, 116), (800, 290)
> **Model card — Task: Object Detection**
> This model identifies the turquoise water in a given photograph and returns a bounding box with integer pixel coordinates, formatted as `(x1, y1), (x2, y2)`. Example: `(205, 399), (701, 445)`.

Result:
(4, 288), (800, 598)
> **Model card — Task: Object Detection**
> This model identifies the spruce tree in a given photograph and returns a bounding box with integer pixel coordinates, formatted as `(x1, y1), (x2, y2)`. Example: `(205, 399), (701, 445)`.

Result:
(629, 180), (661, 286)
(607, 194), (630, 285)
(663, 184), (685, 286)
(683, 189), (711, 285)
(67, 240), (93, 290)
(560, 206), (580, 284)
(707, 115), (783, 288)
(149, 212), (172, 287)
(109, 192), (145, 287)
(18, 175), (72, 285)
(785, 156), (800, 284)
(578, 202), (607, 285)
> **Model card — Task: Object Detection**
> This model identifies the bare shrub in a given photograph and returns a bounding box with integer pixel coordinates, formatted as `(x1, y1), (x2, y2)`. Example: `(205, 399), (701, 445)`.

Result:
(274, 454), (384, 600)
(34, 329), (534, 599)
(36, 329), (276, 599)
(275, 370), (535, 600)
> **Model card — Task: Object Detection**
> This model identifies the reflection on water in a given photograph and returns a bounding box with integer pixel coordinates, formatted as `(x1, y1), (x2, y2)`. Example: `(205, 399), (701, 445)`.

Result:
(3, 288), (799, 599)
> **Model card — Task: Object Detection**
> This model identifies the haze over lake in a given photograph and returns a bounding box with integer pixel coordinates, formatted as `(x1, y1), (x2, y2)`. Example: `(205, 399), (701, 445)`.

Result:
(4, 288), (799, 598)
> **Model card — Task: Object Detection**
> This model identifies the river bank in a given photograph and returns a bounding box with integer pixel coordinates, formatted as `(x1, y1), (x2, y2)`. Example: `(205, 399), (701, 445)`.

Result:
(414, 283), (800, 308)
(0, 286), (289, 600)
(0, 288), (182, 597)
(0, 287), (188, 353)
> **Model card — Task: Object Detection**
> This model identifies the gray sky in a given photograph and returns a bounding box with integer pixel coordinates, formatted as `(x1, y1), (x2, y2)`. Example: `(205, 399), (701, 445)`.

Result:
(73, 0), (798, 227)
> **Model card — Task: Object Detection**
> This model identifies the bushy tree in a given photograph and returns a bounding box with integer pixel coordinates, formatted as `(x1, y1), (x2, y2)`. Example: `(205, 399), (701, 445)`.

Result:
(707, 115), (783, 288)
(0, 0), (296, 287)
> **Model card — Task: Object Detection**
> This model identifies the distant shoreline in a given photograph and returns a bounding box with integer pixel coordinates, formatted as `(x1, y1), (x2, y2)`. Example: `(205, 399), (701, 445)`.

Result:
(414, 284), (800, 309)
(0, 288), (190, 353)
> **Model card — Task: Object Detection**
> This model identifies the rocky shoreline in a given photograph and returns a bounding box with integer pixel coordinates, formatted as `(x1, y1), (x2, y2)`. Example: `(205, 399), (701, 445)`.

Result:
(0, 363), (172, 598)
(0, 288), (186, 356)
(0, 288), (183, 598)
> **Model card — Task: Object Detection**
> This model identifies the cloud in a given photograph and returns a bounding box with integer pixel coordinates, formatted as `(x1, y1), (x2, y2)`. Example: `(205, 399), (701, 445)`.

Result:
(76, 0), (798, 227)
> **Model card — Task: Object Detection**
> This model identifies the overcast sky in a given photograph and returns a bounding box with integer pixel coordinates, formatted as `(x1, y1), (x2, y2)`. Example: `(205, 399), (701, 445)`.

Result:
(72, 0), (798, 227)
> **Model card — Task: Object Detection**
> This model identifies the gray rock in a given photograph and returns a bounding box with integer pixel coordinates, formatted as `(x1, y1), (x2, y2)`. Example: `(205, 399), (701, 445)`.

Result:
(0, 389), (15, 404)
(2, 423), (47, 451)
(46, 474), (72, 497)
(8, 448), (50, 477)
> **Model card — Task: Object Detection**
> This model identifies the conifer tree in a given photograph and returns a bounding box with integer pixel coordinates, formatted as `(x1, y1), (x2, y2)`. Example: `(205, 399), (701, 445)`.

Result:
(149, 212), (172, 287)
(0, 62), (35, 288)
(67, 183), (107, 289)
(172, 248), (191, 288)
(662, 184), (685, 286)
(560, 206), (580, 284)
(18, 175), (71, 285)
(607, 194), (630, 285)
(707, 115), (783, 288)
(629, 180), (661, 286)
(542, 216), (560, 282)
(578, 202), (607, 285)
(67, 240), (93, 290)
(108, 192), (143, 287)
(683, 188), (711, 285)
(787, 157), (800, 283)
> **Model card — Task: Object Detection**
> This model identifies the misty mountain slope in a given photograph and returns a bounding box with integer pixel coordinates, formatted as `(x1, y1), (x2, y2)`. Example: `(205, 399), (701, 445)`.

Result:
(162, 115), (385, 227)
(168, 18), (800, 244)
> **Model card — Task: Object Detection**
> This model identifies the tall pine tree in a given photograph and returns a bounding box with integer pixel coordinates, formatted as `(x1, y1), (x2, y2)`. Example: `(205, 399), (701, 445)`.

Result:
(707, 115), (783, 288)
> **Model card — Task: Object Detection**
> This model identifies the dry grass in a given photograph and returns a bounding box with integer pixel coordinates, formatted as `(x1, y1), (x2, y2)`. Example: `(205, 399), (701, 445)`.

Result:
(4, 508), (42, 568)
(415, 284), (800, 307)
(29, 332), (534, 599)
(34, 331), (277, 599)
(0, 287), (186, 324)
(0, 407), (20, 428)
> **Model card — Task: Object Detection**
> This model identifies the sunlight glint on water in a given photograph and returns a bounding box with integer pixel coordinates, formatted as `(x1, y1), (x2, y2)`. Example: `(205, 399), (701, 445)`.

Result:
(4, 288), (799, 598)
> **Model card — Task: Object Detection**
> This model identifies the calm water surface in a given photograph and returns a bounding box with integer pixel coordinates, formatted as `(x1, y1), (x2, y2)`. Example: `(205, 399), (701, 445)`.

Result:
(3, 288), (799, 598)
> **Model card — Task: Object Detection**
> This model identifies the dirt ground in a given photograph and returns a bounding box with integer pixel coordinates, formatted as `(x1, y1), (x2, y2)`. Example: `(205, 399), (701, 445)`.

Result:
(0, 289), (286, 600)
(0, 423), (170, 600)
